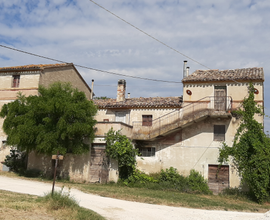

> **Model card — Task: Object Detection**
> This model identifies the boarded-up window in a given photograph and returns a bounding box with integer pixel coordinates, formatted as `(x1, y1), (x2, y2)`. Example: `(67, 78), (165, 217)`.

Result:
(214, 125), (225, 141)
(12, 75), (20, 88)
(138, 147), (155, 157)
(142, 115), (152, 126)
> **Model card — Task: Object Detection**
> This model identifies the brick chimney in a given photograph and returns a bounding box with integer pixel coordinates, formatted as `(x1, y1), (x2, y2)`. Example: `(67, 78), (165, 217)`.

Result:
(117, 79), (126, 102)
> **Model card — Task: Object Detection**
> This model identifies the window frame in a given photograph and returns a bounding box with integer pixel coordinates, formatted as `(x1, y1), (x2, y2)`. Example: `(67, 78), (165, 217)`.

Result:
(142, 115), (153, 126)
(138, 147), (155, 157)
(12, 75), (20, 88)
(214, 125), (225, 141)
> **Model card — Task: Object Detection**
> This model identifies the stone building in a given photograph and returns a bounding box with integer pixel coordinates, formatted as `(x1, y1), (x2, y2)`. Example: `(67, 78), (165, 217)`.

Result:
(0, 63), (94, 181)
(94, 66), (264, 193)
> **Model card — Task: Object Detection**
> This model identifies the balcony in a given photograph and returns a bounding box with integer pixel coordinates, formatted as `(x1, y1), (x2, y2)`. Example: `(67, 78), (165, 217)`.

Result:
(95, 121), (133, 139)
(132, 96), (232, 140)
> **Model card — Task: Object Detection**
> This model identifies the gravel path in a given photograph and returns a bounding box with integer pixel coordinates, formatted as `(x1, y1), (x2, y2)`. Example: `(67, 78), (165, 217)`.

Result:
(0, 176), (268, 220)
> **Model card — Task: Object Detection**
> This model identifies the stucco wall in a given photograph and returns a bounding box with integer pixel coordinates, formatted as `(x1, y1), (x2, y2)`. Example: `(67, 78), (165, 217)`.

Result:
(28, 151), (93, 182)
(136, 117), (242, 188)
(183, 82), (263, 103)
(95, 108), (178, 125)
(39, 66), (92, 100)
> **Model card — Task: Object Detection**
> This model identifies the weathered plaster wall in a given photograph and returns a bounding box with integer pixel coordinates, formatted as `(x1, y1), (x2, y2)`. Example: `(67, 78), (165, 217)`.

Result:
(183, 82), (263, 103)
(39, 66), (92, 100)
(136, 117), (242, 187)
(28, 150), (93, 182)
(95, 108), (177, 124)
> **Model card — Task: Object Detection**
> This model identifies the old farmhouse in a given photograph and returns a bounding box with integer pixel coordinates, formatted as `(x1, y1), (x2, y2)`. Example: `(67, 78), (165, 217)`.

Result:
(0, 62), (264, 193)
(94, 66), (264, 193)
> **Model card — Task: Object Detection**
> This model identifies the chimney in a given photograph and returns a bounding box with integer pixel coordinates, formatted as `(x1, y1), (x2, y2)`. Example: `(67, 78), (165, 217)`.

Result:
(117, 79), (126, 102)
(128, 93), (130, 98)
(186, 67), (190, 77)
(90, 79), (94, 99)
(183, 60), (187, 78)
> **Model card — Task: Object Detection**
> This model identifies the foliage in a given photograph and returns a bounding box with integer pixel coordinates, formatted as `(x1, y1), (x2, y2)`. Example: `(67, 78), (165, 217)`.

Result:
(2, 148), (27, 173)
(41, 186), (78, 210)
(105, 128), (139, 179)
(0, 82), (97, 155)
(187, 169), (212, 194)
(123, 169), (158, 185)
(93, 96), (111, 100)
(119, 167), (211, 194)
(218, 83), (270, 203)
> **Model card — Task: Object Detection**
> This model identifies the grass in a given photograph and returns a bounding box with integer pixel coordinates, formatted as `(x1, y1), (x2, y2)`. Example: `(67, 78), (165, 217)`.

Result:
(0, 188), (105, 220)
(1, 171), (270, 213)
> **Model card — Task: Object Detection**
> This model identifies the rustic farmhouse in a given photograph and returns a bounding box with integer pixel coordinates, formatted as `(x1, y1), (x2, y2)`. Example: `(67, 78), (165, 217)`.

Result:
(94, 66), (264, 193)
(0, 63), (95, 180)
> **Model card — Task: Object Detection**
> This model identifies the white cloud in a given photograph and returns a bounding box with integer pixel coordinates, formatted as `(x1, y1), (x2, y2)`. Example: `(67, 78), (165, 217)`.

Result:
(0, 0), (269, 129)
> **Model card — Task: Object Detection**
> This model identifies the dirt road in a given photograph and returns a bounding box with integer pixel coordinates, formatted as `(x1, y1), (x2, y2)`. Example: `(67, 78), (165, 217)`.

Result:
(0, 176), (268, 220)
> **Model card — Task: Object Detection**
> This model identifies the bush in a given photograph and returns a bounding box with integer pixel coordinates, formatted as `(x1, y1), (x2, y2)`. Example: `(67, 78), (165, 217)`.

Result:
(123, 169), (158, 186)
(3, 148), (27, 174)
(119, 167), (211, 194)
(159, 167), (189, 191)
(187, 169), (212, 194)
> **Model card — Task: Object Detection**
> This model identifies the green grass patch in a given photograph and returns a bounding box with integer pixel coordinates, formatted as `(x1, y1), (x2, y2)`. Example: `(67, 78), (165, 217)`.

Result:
(0, 188), (105, 220)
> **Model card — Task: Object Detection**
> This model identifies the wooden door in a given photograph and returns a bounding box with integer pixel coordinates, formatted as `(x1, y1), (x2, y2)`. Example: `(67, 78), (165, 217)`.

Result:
(208, 165), (229, 194)
(90, 147), (109, 183)
(214, 86), (226, 111)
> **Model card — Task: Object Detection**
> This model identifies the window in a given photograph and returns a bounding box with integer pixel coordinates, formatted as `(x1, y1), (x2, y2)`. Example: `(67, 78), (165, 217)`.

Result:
(142, 115), (152, 126)
(214, 125), (225, 141)
(12, 75), (20, 88)
(138, 147), (155, 157)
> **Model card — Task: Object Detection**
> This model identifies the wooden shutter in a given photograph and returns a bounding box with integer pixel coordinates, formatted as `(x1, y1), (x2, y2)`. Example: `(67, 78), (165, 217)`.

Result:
(142, 115), (152, 126)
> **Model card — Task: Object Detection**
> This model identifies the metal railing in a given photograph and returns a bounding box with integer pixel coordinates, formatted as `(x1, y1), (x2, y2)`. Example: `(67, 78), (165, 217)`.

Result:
(132, 96), (232, 140)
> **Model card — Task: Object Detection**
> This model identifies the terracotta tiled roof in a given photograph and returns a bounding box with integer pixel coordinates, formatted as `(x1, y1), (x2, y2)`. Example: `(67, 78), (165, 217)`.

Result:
(0, 63), (71, 72)
(182, 67), (264, 83)
(94, 96), (183, 108)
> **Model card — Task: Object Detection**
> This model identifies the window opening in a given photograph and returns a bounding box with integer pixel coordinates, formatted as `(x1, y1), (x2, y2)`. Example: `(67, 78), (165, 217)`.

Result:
(12, 75), (20, 88)
(214, 125), (225, 141)
(138, 147), (155, 157)
(142, 115), (152, 126)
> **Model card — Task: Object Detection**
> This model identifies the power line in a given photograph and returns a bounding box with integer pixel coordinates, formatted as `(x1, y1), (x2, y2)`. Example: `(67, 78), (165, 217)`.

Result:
(0, 44), (182, 83)
(89, 0), (211, 70)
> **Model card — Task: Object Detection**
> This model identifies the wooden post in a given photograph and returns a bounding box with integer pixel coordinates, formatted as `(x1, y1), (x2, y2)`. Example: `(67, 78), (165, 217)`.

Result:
(51, 151), (59, 196)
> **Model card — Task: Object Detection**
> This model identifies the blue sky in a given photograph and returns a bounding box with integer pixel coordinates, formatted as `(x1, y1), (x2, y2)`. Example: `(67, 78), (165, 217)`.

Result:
(1, 0), (270, 130)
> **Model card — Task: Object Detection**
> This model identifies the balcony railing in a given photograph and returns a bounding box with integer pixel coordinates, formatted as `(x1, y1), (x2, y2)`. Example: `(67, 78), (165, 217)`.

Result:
(132, 96), (232, 140)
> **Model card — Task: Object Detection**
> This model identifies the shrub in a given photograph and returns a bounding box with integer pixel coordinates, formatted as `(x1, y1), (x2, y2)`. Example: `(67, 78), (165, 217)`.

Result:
(40, 186), (78, 210)
(159, 167), (189, 191)
(187, 169), (212, 194)
(3, 148), (27, 174)
(123, 169), (158, 186)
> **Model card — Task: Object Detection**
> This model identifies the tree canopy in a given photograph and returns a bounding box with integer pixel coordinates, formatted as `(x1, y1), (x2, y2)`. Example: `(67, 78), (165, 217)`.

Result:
(218, 83), (270, 203)
(0, 82), (97, 155)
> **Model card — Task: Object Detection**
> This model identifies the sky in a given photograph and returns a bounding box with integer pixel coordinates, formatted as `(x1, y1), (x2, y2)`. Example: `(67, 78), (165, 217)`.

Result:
(0, 0), (270, 130)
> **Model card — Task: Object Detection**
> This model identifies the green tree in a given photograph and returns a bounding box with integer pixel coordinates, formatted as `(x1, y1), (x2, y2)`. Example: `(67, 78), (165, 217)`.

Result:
(218, 83), (270, 203)
(105, 128), (139, 179)
(0, 82), (97, 155)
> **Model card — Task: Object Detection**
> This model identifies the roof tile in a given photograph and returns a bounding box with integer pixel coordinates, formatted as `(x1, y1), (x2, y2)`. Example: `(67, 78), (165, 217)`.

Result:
(182, 67), (264, 83)
(94, 96), (183, 108)
(0, 63), (71, 72)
